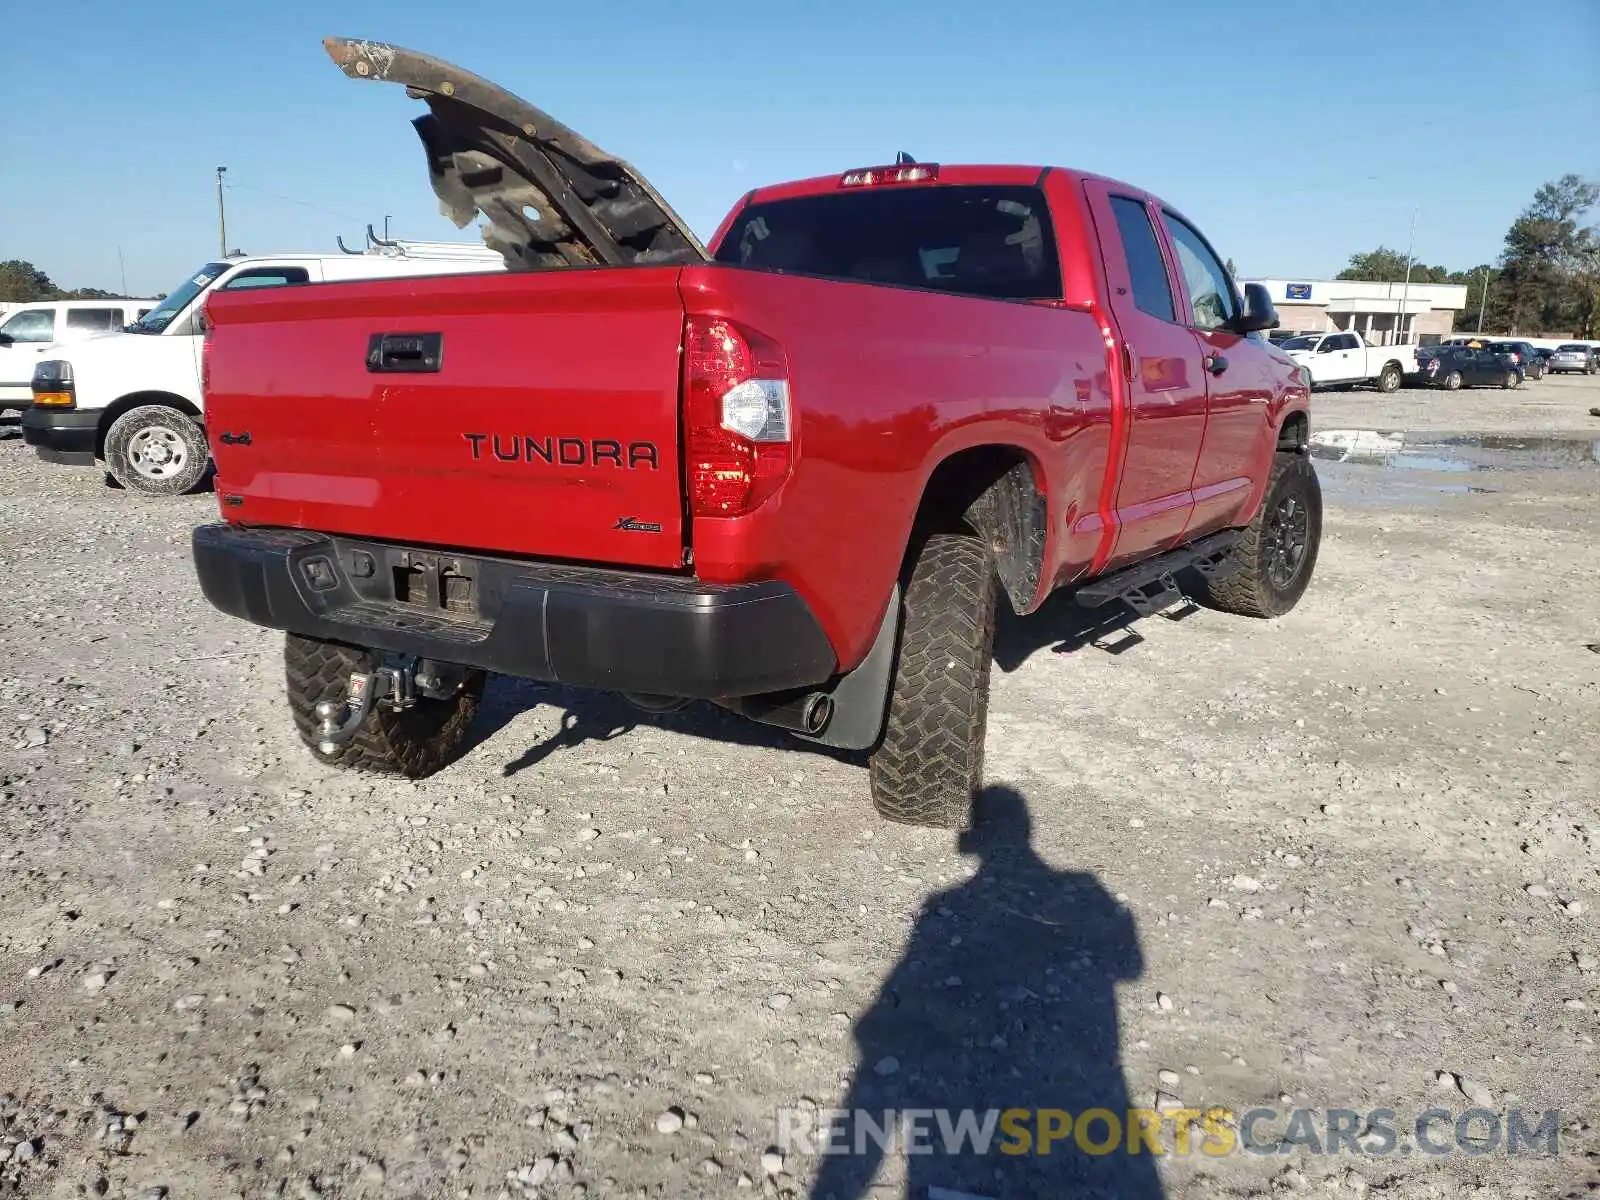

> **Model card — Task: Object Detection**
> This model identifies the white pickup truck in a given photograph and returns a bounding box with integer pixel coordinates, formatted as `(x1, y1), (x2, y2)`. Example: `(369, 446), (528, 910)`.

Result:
(1277, 330), (1418, 393)
(21, 243), (504, 495)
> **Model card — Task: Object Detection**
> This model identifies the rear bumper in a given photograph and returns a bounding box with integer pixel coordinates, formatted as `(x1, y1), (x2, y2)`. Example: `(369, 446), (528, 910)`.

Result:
(191, 523), (839, 699)
(21, 408), (98, 465)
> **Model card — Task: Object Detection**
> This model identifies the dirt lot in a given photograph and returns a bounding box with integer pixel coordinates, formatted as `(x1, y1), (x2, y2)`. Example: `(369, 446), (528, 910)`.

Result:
(1, 377), (1597, 1200)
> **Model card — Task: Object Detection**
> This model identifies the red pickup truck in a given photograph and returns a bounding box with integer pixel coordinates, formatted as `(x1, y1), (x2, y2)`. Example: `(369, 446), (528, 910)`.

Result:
(192, 38), (1319, 829)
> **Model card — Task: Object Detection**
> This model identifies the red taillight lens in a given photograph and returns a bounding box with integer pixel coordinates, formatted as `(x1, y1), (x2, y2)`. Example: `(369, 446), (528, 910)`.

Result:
(199, 302), (214, 394)
(683, 315), (792, 517)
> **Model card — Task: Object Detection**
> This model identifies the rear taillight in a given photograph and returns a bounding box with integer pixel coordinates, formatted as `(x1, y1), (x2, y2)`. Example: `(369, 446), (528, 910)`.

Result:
(683, 315), (792, 518)
(199, 303), (214, 394)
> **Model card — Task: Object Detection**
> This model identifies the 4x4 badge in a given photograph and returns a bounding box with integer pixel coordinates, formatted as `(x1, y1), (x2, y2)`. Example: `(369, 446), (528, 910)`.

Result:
(613, 516), (663, 534)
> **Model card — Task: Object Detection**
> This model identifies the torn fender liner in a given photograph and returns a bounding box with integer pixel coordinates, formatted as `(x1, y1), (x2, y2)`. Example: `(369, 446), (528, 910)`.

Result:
(323, 36), (708, 272)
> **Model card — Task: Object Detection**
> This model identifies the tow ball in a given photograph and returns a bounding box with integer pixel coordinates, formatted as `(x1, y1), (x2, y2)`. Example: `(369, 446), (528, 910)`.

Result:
(313, 658), (461, 753)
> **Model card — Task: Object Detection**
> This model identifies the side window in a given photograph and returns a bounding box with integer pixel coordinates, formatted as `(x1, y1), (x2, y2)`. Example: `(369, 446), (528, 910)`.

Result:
(65, 308), (120, 332)
(0, 309), (56, 343)
(1161, 214), (1237, 332)
(1108, 196), (1176, 322)
(218, 267), (312, 291)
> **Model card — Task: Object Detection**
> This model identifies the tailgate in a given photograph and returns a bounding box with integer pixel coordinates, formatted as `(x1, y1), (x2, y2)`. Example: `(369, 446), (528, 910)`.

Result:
(204, 268), (689, 569)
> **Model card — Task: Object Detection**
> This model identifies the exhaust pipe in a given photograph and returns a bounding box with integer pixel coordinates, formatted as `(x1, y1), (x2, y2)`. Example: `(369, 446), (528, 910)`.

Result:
(717, 690), (834, 737)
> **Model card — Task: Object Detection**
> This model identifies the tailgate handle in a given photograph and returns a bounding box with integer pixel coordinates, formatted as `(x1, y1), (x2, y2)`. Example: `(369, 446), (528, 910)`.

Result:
(367, 332), (443, 374)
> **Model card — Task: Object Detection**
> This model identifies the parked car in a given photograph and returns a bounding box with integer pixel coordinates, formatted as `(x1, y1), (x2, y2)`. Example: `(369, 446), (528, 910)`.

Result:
(0, 299), (155, 411)
(21, 245), (504, 494)
(190, 36), (1320, 829)
(1548, 343), (1598, 374)
(1416, 345), (1522, 389)
(1487, 340), (1546, 379)
(1276, 330), (1418, 392)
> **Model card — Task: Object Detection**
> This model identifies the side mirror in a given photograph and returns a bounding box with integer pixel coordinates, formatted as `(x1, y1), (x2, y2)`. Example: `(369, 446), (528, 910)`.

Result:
(0, 334), (12, 348)
(1230, 282), (1278, 334)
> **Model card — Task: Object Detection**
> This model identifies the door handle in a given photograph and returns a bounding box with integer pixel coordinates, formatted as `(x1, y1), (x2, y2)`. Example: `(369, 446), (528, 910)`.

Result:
(366, 332), (444, 373)
(1204, 353), (1229, 376)
(218, 431), (251, 446)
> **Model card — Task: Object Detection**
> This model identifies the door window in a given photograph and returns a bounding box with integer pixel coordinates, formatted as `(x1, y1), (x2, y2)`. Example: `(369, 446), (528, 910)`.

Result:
(1107, 197), (1176, 322)
(65, 307), (122, 332)
(0, 309), (56, 343)
(218, 266), (312, 290)
(1161, 215), (1237, 332)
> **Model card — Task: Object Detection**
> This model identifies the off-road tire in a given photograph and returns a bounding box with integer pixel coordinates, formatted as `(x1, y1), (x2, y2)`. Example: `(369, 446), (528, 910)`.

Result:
(104, 405), (210, 495)
(285, 634), (485, 776)
(1195, 452), (1322, 619)
(868, 532), (997, 830)
(1443, 370), (1463, 391)
(1378, 363), (1403, 392)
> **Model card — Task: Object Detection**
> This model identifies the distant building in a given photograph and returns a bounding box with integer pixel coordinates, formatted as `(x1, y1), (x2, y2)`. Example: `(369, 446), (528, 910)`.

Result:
(1243, 277), (1469, 345)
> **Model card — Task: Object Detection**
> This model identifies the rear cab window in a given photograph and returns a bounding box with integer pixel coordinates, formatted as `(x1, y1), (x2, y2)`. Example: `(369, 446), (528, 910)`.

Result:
(1107, 197), (1176, 322)
(712, 185), (1062, 302)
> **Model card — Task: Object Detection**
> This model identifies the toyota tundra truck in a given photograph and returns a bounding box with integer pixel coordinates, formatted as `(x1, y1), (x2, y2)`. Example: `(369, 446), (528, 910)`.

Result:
(190, 37), (1321, 829)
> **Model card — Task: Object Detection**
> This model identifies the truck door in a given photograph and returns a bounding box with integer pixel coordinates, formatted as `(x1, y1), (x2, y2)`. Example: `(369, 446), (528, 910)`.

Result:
(1081, 182), (1207, 569)
(1153, 209), (1275, 535)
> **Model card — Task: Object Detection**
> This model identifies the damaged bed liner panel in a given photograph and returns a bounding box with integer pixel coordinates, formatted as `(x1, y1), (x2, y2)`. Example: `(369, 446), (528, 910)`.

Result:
(323, 36), (708, 272)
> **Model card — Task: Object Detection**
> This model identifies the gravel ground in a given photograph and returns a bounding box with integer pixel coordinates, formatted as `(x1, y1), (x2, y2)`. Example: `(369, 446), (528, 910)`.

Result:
(1, 377), (1597, 1200)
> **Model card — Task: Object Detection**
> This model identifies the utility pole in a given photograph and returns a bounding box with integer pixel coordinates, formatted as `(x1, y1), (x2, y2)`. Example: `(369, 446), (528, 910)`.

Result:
(1396, 206), (1418, 346)
(1476, 268), (1490, 333)
(117, 245), (127, 296)
(384, 214), (392, 242)
(216, 166), (229, 258)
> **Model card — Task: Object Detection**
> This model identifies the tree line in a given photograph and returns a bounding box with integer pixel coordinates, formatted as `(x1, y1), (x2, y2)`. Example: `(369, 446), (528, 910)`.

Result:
(0, 259), (138, 302)
(1336, 175), (1598, 338)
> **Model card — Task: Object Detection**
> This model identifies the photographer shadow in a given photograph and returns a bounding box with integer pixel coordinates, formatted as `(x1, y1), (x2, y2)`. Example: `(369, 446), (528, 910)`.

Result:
(809, 784), (1163, 1200)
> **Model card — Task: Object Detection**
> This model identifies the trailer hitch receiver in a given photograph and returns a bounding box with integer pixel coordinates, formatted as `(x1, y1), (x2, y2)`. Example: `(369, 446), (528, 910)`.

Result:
(314, 664), (417, 753)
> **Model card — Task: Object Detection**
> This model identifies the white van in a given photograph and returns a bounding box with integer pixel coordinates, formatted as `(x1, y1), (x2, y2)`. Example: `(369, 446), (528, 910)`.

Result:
(20, 244), (504, 494)
(0, 299), (156, 409)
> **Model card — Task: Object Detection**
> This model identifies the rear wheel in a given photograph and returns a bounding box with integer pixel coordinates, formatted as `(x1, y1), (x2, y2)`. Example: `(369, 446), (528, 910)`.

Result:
(285, 634), (485, 776)
(868, 532), (996, 830)
(1378, 363), (1403, 392)
(104, 405), (210, 495)
(1443, 370), (1463, 391)
(1502, 370), (1520, 389)
(1195, 452), (1322, 619)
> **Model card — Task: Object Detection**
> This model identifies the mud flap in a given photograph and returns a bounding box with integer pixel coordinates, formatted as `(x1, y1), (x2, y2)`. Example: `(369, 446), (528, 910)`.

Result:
(792, 584), (901, 751)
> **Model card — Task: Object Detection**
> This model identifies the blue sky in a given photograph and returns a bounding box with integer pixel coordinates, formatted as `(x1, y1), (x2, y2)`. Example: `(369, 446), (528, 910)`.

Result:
(2, 0), (1595, 297)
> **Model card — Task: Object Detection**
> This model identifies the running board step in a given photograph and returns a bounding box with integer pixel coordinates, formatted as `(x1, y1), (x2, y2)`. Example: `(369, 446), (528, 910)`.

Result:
(1073, 531), (1242, 615)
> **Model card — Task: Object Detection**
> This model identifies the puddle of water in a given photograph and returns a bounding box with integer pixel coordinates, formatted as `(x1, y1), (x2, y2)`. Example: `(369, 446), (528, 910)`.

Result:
(1310, 429), (1600, 472)
(1315, 462), (1499, 509)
